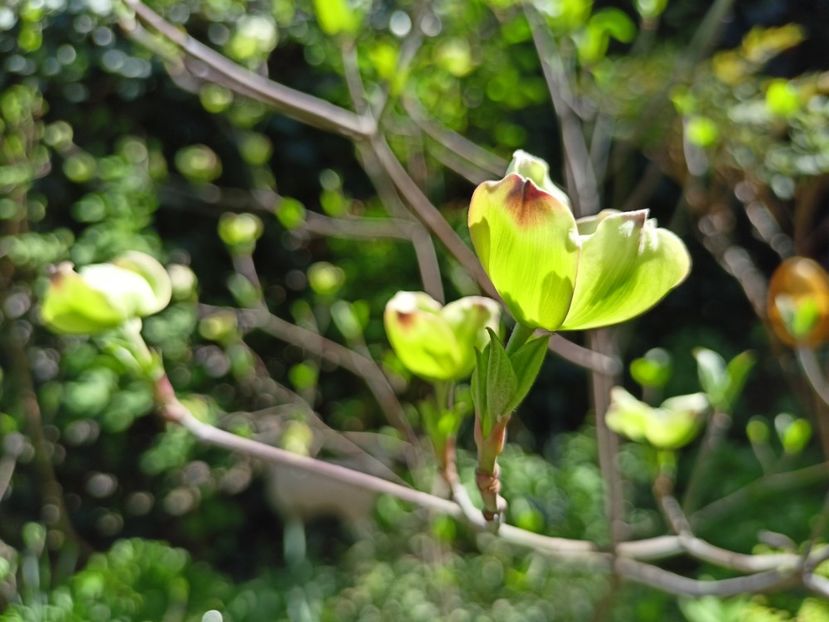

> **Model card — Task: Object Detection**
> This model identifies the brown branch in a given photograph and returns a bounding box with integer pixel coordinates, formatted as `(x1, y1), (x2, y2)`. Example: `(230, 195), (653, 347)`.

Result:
(525, 5), (600, 217)
(203, 304), (416, 445)
(123, 0), (375, 139)
(691, 461), (829, 528)
(151, 375), (825, 597)
(126, 2), (617, 374)
(614, 558), (797, 597)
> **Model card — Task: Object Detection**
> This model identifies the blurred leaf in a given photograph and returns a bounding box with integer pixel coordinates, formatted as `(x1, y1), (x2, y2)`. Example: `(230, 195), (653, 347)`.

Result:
(313, 0), (360, 36)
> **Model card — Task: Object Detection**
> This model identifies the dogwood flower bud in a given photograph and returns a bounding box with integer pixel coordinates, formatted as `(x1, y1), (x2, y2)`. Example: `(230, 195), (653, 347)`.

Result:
(42, 252), (171, 335)
(468, 152), (690, 331)
(384, 292), (500, 381)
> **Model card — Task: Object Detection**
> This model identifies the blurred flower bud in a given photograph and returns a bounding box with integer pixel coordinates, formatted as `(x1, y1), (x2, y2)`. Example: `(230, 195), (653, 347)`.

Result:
(199, 310), (238, 344)
(746, 417), (769, 444)
(112, 251), (171, 315)
(218, 212), (263, 255)
(41, 254), (169, 335)
(468, 153), (690, 331)
(168, 264), (198, 301)
(606, 387), (708, 450)
(175, 144), (222, 183)
(767, 257), (829, 347)
(307, 261), (345, 297)
(384, 292), (500, 381)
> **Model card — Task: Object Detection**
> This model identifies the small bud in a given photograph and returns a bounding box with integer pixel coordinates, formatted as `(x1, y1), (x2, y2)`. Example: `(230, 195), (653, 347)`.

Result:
(168, 264), (198, 301)
(307, 261), (345, 297)
(218, 212), (263, 255)
(112, 251), (172, 315)
(767, 257), (829, 347)
(41, 255), (169, 336)
(384, 292), (500, 382)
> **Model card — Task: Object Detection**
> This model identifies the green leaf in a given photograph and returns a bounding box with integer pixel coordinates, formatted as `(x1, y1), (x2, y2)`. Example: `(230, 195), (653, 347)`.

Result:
(723, 351), (755, 411)
(560, 212), (691, 330)
(469, 173), (579, 330)
(471, 345), (487, 422)
(313, 0), (359, 36)
(506, 334), (549, 412)
(694, 348), (727, 405)
(483, 328), (517, 434)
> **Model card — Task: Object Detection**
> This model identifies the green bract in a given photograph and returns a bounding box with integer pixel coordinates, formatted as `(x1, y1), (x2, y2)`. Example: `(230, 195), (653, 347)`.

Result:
(468, 153), (691, 331)
(41, 252), (171, 335)
(606, 387), (708, 450)
(384, 292), (500, 382)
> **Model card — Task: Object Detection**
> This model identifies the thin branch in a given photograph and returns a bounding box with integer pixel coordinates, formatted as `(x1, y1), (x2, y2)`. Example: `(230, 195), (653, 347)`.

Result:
(0, 454), (16, 502)
(691, 461), (829, 528)
(682, 409), (732, 513)
(797, 348), (829, 407)
(614, 558), (796, 598)
(125, 0), (619, 374)
(403, 96), (507, 178)
(589, 330), (626, 544)
(525, 5), (600, 217)
(204, 304), (416, 445)
(124, 0), (375, 139)
(151, 375), (824, 597)
(154, 375), (603, 562)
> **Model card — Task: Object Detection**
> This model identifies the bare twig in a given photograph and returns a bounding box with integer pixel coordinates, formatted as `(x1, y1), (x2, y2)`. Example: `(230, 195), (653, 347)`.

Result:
(797, 348), (829, 407)
(691, 461), (829, 528)
(0, 454), (16, 502)
(203, 304), (416, 444)
(525, 5), (600, 217)
(589, 330), (626, 544)
(123, 0), (375, 139)
(614, 558), (796, 597)
(126, 0), (618, 374)
(151, 375), (825, 597)
(682, 409), (732, 513)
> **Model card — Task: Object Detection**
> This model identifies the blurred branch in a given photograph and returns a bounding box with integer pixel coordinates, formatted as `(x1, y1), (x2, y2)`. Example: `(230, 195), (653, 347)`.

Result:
(202, 304), (416, 445)
(614, 558), (796, 598)
(589, 330), (627, 544)
(126, 0), (618, 375)
(525, 5), (600, 217)
(0, 453), (16, 502)
(122, 0), (375, 139)
(797, 348), (829, 407)
(690, 461), (829, 528)
(682, 409), (732, 513)
(151, 374), (824, 598)
(403, 96), (508, 178)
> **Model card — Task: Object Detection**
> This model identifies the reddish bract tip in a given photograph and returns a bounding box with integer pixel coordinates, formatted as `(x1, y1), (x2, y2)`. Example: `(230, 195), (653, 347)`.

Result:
(503, 174), (556, 228)
(395, 310), (416, 330)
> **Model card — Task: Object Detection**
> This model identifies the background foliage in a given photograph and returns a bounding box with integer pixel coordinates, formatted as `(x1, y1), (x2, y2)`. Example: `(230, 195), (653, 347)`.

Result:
(2, 0), (829, 619)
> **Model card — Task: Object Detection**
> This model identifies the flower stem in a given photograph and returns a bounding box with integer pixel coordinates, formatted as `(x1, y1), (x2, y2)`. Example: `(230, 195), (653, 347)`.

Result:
(505, 322), (535, 355)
